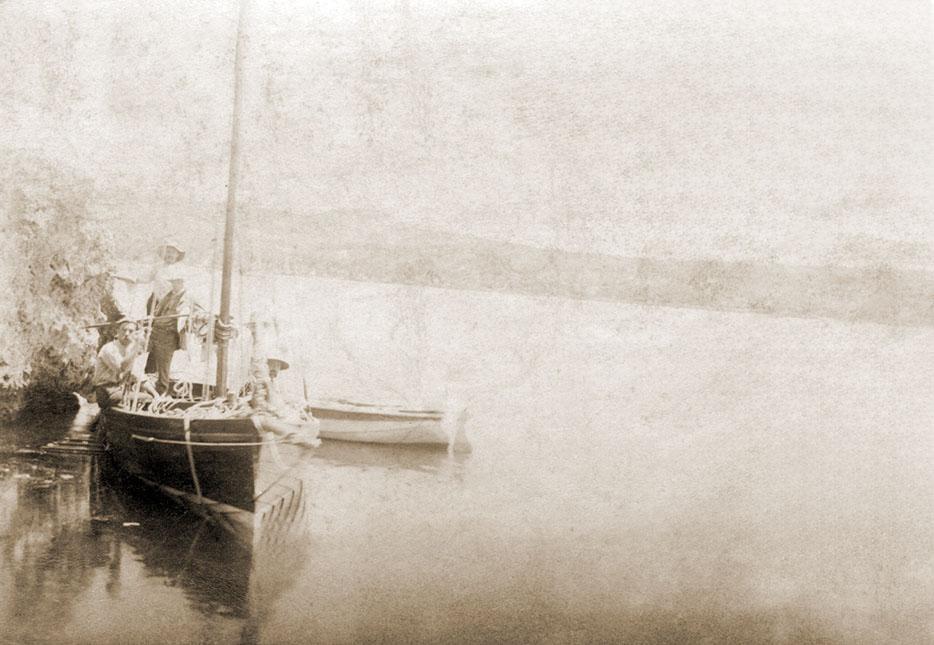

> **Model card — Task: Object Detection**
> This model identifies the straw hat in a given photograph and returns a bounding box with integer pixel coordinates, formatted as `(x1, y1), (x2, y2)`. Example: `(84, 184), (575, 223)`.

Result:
(267, 357), (289, 372)
(267, 345), (291, 371)
(157, 241), (186, 263)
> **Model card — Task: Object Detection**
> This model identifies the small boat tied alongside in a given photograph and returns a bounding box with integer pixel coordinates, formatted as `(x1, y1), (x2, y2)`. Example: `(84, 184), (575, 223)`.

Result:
(306, 398), (471, 453)
(37, 393), (106, 456)
(41, 429), (105, 456)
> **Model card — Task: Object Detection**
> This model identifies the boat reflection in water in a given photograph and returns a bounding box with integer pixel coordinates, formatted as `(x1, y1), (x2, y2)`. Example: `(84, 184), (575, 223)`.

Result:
(308, 438), (471, 478)
(0, 452), (310, 645)
(97, 457), (312, 644)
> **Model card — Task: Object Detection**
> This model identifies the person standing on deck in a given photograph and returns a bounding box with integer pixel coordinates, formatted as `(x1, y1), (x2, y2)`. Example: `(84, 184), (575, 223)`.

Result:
(143, 265), (237, 395)
(92, 319), (157, 409)
(145, 240), (187, 314)
(110, 240), (187, 316)
(144, 265), (201, 394)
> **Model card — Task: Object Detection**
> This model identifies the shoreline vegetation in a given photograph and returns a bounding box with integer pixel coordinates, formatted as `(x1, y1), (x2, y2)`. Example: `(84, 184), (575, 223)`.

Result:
(0, 156), (113, 420)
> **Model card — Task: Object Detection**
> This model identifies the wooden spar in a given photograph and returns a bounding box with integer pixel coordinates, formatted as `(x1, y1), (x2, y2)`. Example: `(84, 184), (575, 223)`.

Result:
(84, 313), (186, 329)
(217, 0), (248, 397)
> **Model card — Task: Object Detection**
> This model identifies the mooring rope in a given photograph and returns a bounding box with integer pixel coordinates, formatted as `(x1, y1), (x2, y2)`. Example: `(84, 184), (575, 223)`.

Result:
(183, 415), (203, 502)
(267, 431), (287, 469)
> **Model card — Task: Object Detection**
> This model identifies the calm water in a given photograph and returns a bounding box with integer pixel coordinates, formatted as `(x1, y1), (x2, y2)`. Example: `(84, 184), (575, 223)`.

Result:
(1, 280), (932, 644)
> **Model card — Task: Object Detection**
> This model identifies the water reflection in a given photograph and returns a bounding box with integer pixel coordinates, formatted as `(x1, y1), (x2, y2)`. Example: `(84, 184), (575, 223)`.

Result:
(309, 440), (471, 478)
(97, 464), (255, 619)
(0, 456), (111, 642)
(1, 279), (932, 644)
(0, 409), (81, 453)
(0, 450), (311, 645)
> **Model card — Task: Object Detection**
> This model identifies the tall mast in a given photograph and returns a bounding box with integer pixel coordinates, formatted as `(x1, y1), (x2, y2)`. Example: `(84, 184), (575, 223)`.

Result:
(216, 0), (248, 397)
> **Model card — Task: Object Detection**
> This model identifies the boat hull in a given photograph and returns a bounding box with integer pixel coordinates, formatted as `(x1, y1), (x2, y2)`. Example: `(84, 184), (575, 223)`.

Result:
(100, 406), (301, 514)
(306, 400), (469, 450)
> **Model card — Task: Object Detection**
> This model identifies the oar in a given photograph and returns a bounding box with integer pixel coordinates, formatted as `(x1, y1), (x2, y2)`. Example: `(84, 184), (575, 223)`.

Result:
(85, 313), (188, 329)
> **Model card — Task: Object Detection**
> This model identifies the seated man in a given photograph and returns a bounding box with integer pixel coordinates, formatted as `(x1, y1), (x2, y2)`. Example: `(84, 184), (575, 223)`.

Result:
(246, 349), (293, 414)
(263, 354), (297, 413)
(248, 350), (320, 446)
(92, 318), (157, 409)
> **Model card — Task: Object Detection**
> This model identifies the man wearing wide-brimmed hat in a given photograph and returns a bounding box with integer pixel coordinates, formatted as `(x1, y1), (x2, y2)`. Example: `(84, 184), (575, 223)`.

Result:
(156, 241), (185, 262)
(143, 264), (204, 394)
(111, 238), (186, 304)
(148, 239), (187, 307)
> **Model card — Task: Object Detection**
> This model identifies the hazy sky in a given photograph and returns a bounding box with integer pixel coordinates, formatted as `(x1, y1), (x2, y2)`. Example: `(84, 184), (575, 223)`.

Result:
(1, 0), (930, 267)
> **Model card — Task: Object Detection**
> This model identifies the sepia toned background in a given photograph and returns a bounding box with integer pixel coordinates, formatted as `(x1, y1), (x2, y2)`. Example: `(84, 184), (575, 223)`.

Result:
(0, 1), (932, 643)
(2, 1), (931, 279)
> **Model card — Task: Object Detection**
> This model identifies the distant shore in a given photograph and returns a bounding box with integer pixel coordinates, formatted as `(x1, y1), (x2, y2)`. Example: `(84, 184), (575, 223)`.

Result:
(106, 211), (933, 329)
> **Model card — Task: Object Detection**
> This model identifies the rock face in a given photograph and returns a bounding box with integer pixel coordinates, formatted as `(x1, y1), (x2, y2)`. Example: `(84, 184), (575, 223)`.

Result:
(0, 154), (115, 419)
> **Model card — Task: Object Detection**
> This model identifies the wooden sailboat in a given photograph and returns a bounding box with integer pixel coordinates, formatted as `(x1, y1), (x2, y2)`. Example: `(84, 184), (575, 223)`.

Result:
(100, 0), (313, 531)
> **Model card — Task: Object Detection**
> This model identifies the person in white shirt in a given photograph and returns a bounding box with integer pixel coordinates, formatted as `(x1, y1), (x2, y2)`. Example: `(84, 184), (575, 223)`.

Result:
(92, 318), (157, 409)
